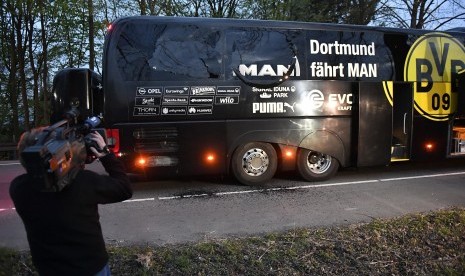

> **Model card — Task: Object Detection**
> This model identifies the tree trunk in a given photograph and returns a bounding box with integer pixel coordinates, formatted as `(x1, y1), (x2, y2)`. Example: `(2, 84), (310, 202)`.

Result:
(16, 8), (31, 131)
(27, 7), (41, 126)
(139, 0), (147, 15)
(88, 0), (94, 71)
(8, 10), (20, 141)
(39, 0), (49, 124)
(148, 0), (157, 14)
(410, 0), (420, 28)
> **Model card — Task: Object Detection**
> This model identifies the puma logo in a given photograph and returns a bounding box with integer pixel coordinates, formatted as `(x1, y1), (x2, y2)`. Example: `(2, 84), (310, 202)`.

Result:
(284, 102), (296, 112)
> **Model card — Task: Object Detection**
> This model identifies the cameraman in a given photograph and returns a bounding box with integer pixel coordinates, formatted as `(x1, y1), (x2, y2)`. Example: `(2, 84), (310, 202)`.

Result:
(10, 128), (132, 276)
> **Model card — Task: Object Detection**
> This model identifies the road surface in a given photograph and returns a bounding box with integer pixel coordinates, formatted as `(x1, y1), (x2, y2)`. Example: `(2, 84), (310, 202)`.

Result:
(1, 159), (465, 250)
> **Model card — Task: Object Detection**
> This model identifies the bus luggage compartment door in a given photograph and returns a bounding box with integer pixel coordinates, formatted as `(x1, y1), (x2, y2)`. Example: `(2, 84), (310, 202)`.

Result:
(357, 82), (392, 167)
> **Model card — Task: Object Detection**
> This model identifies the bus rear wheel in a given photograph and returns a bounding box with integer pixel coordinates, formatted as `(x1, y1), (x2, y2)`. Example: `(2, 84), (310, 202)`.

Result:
(297, 149), (339, 181)
(232, 142), (277, 186)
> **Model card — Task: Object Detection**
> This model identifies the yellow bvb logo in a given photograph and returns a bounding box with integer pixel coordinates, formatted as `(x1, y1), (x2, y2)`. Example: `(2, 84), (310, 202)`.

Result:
(404, 33), (465, 121)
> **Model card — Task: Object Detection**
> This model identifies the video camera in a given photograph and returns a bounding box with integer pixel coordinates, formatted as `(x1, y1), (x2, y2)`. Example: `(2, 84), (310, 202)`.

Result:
(21, 108), (106, 192)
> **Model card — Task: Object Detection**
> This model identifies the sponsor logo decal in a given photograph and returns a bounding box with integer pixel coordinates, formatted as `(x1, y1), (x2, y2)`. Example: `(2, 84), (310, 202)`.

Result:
(162, 96), (188, 105)
(165, 87), (189, 95)
(260, 93), (272, 99)
(217, 86), (241, 94)
(135, 87), (162, 95)
(188, 106), (213, 115)
(310, 40), (375, 56)
(293, 90), (353, 111)
(404, 33), (465, 121)
(215, 96), (239, 104)
(252, 88), (353, 114)
(162, 106), (187, 115)
(135, 97), (161, 106)
(304, 89), (325, 109)
(190, 96), (214, 105)
(191, 86), (216, 95)
(137, 87), (147, 95)
(254, 86), (296, 99)
(235, 59), (301, 77)
(134, 107), (159, 116)
(252, 102), (285, 114)
(308, 39), (379, 78)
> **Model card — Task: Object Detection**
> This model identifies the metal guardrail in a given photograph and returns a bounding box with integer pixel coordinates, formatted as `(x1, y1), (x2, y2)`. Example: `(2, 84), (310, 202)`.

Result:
(0, 143), (18, 160)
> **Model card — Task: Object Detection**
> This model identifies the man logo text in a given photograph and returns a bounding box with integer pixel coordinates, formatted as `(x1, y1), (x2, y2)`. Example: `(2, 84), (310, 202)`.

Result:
(235, 59), (301, 77)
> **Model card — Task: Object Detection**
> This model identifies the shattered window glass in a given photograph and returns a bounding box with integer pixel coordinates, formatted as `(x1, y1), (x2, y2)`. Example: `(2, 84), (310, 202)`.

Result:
(225, 28), (302, 80)
(115, 22), (223, 81)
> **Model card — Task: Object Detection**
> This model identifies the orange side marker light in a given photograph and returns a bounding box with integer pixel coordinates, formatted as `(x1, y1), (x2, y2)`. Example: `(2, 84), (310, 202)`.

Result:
(205, 153), (216, 163)
(425, 143), (434, 152)
(136, 157), (147, 167)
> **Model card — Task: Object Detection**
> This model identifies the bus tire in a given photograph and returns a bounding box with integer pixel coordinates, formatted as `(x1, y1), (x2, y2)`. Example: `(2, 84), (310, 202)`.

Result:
(297, 149), (339, 181)
(231, 142), (277, 186)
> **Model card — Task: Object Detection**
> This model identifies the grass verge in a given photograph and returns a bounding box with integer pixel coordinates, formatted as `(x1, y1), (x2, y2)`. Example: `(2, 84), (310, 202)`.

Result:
(1, 207), (464, 275)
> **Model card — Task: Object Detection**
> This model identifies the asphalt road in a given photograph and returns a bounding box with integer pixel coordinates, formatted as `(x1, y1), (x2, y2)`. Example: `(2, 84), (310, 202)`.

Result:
(1, 159), (465, 250)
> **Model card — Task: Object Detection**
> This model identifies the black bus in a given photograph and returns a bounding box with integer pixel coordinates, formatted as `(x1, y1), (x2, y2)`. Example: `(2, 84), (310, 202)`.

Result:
(51, 16), (465, 185)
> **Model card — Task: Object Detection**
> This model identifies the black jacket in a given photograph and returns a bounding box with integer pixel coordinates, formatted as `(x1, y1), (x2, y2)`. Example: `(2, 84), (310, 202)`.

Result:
(10, 153), (132, 276)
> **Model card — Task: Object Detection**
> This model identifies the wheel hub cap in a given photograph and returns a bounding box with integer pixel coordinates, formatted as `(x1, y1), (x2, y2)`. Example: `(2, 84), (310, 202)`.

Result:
(242, 148), (269, 176)
(307, 153), (332, 174)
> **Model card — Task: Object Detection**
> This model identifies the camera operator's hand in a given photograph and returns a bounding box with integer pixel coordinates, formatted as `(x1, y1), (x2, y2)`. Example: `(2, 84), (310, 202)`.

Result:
(89, 132), (111, 158)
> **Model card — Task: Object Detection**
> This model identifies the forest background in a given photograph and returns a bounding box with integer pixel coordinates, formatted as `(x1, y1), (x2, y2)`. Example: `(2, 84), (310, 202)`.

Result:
(1, 0), (464, 143)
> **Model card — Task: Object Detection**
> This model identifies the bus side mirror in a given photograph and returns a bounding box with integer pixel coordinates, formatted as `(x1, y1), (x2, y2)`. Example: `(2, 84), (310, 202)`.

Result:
(50, 68), (103, 124)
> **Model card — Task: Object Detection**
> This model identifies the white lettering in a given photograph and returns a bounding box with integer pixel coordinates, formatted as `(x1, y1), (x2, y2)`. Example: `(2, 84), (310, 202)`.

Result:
(310, 39), (376, 56)
(236, 59), (301, 77)
(253, 87), (272, 92)
(191, 87), (216, 94)
(238, 64), (257, 76)
(310, 62), (345, 77)
(273, 87), (291, 92)
(273, 93), (288, 98)
(348, 63), (377, 77)
(338, 106), (352, 111)
(329, 94), (353, 104)
(258, 65), (276, 76)
(220, 97), (234, 104)
(310, 40), (319, 54)
(252, 102), (285, 114)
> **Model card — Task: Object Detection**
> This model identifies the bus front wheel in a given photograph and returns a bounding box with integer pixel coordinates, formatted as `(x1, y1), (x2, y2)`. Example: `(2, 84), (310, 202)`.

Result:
(297, 149), (339, 181)
(232, 142), (277, 186)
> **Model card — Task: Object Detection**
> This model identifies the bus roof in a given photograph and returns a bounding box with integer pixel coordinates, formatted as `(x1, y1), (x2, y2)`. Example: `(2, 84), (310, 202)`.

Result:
(109, 16), (465, 36)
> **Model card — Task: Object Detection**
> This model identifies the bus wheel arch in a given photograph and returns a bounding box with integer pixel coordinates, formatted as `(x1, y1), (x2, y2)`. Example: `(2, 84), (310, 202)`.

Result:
(297, 130), (345, 181)
(231, 142), (278, 186)
(297, 149), (339, 181)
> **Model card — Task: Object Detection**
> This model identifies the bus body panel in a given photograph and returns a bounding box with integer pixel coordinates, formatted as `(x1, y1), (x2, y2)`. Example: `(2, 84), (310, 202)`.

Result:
(117, 117), (352, 175)
(82, 16), (465, 182)
(117, 121), (227, 176)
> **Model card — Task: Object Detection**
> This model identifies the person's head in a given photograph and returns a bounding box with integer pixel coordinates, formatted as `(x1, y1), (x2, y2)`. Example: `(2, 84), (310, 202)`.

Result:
(18, 127), (87, 170)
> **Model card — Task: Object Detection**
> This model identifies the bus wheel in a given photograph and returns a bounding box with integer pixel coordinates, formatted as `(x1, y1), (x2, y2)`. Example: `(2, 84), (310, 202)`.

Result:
(297, 149), (339, 181)
(232, 142), (277, 186)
